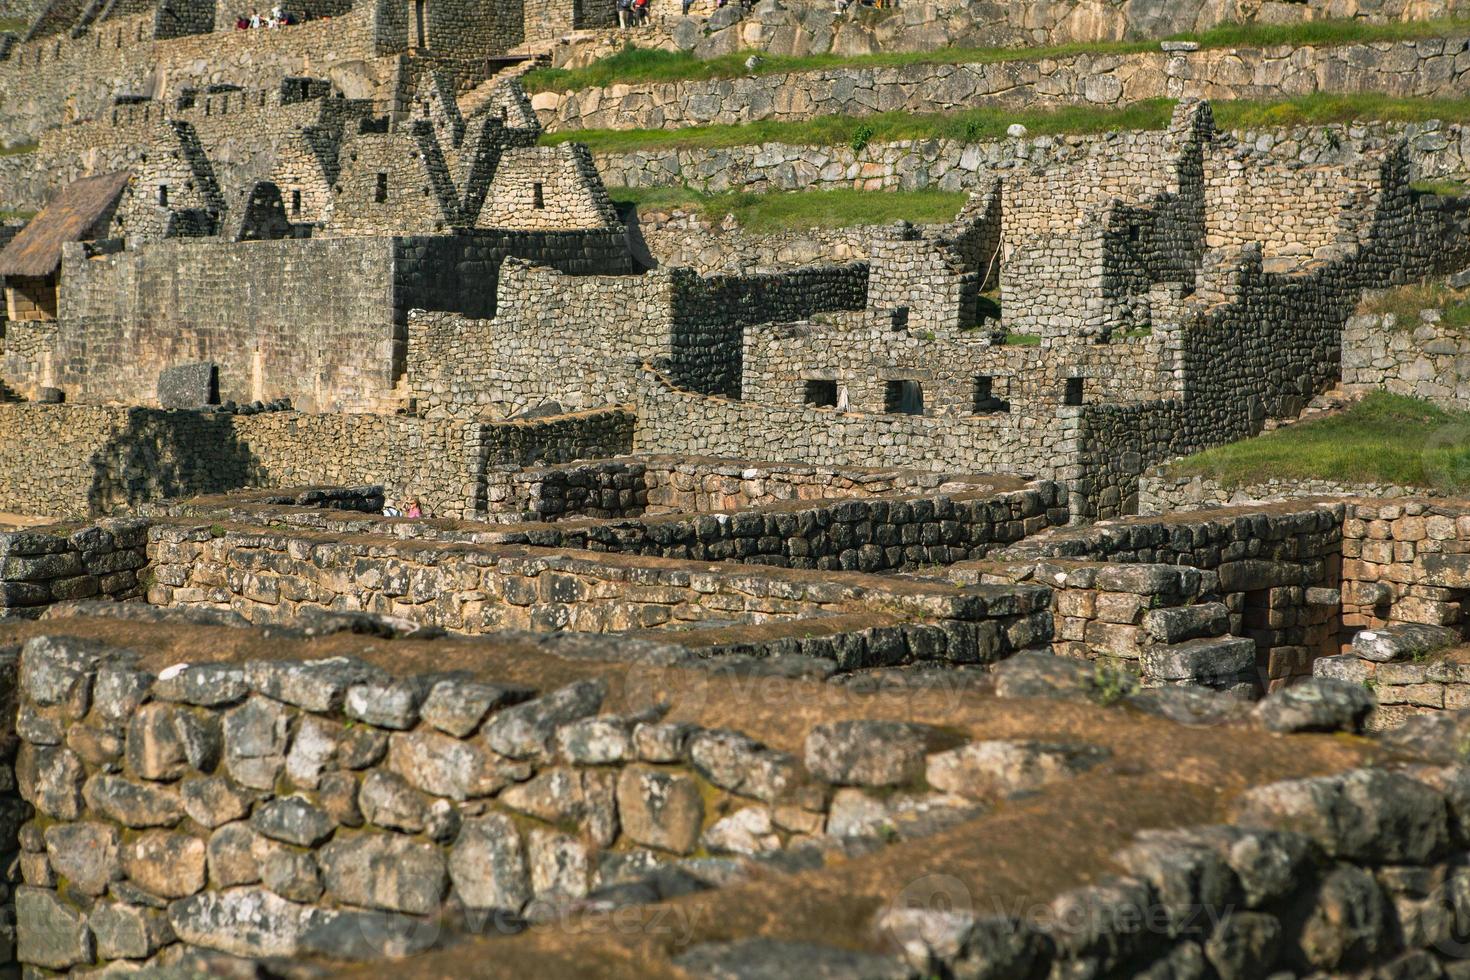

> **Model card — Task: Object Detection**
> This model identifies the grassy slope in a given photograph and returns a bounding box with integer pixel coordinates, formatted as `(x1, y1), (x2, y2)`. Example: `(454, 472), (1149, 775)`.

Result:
(523, 17), (1470, 93)
(547, 93), (1470, 153)
(1359, 283), (1470, 328)
(1168, 393), (1470, 490)
(612, 186), (968, 229)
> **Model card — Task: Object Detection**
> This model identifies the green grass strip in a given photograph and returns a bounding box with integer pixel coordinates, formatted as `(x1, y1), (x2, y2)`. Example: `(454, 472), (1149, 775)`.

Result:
(547, 94), (1470, 154)
(611, 186), (968, 229)
(1168, 392), (1470, 491)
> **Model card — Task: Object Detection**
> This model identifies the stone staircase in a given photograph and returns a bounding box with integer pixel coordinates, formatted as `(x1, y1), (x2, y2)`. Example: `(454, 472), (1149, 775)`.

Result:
(458, 54), (548, 119)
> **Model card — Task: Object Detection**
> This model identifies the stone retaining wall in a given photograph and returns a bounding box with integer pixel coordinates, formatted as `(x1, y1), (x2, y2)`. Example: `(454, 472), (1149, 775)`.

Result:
(538, 38), (1470, 132)
(598, 121), (1470, 196)
(483, 455), (1015, 519)
(0, 519), (149, 619)
(1343, 307), (1470, 409)
(144, 522), (1053, 644)
(3, 627), (1071, 970)
(1138, 471), (1440, 515)
(0, 404), (634, 520)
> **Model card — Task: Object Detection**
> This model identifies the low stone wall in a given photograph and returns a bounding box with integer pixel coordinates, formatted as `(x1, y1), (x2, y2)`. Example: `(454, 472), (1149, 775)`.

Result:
(629, 207), (881, 273)
(999, 502), (1347, 686)
(145, 523), (1053, 647)
(0, 151), (42, 213)
(0, 404), (634, 520)
(0, 520), (148, 619)
(539, 38), (1470, 132)
(597, 120), (1470, 195)
(1340, 498), (1470, 634)
(1315, 623), (1470, 730)
(6, 632), (1047, 969)
(478, 481), (1069, 572)
(483, 455), (1023, 520)
(1138, 470), (1440, 515)
(1343, 307), (1470, 410)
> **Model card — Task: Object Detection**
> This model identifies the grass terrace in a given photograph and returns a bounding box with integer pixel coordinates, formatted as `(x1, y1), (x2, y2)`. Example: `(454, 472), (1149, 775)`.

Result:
(1359, 282), (1470, 329)
(0, 141), (36, 156)
(610, 186), (968, 229)
(523, 17), (1470, 93)
(547, 94), (1470, 154)
(1167, 392), (1470, 491)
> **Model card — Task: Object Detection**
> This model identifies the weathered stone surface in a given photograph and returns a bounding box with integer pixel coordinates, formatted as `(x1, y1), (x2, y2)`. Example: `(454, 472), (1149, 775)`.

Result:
(318, 770), (363, 828)
(152, 663), (249, 706)
(284, 715), (340, 790)
(252, 796), (335, 847)
(388, 729), (527, 801)
(181, 775), (253, 829)
(222, 696), (293, 791)
(804, 721), (937, 787)
(1231, 769), (1449, 864)
(689, 729), (801, 802)
(319, 833), (448, 915)
(1205, 911), (1282, 980)
(21, 634), (119, 710)
(167, 887), (304, 958)
(297, 906), (442, 960)
(157, 361), (218, 409)
(674, 938), (912, 979)
(44, 821), (119, 895)
(1352, 623), (1460, 663)
(207, 822), (264, 888)
(617, 764), (704, 855)
(556, 716), (633, 764)
(501, 767), (618, 847)
(876, 908), (1041, 980)
(450, 814), (531, 912)
(17, 885), (94, 969)
(1282, 865), (1389, 971)
(260, 845), (324, 903)
(633, 721), (695, 762)
(1253, 678), (1374, 733)
(91, 901), (175, 960)
(421, 679), (534, 738)
(925, 740), (1108, 798)
(345, 678), (425, 730)
(360, 770), (428, 833)
(701, 806), (782, 855)
(990, 651), (1097, 700)
(247, 657), (384, 712)
(126, 702), (190, 781)
(481, 678), (607, 759)
(92, 664), (154, 729)
(82, 773), (184, 827)
(122, 829), (208, 899)
(21, 743), (84, 818)
(528, 828), (589, 902)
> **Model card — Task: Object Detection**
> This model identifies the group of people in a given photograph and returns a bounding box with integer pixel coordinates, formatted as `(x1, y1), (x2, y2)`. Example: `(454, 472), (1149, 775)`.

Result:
(234, 6), (298, 29)
(615, 0), (651, 28)
(383, 496), (425, 519)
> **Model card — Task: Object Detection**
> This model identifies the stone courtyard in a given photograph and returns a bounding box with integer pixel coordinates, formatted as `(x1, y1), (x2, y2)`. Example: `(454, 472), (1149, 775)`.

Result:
(2, 0), (1470, 975)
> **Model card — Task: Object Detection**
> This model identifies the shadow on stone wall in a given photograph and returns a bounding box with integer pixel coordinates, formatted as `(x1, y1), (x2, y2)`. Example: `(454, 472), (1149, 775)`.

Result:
(87, 410), (264, 515)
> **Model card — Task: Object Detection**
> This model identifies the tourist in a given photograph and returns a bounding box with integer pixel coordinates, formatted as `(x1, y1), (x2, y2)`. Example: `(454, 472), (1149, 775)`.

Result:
(616, 0), (632, 28)
(234, 12), (249, 29)
(682, 0), (693, 14)
(382, 499), (402, 517)
(248, 9), (261, 28)
(633, 0), (649, 23)
(269, 5), (283, 27)
(405, 496), (423, 519)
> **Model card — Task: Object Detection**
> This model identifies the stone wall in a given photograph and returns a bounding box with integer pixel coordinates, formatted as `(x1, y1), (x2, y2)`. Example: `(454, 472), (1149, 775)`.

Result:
(606, 0), (1470, 62)
(472, 480), (1070, 573)
(628, 206), (879, 274)
(406, 259), (866, 419)
(1343, 307), (1470, 409)
(8, 229), (633, 413)
(596, 120), (1470, 196)
(637, 365), (1070, 474)
(741, 313), (1167, 416)
(536, 37), (1470, 132)
(0, 403), (634, 519)
(145, 520), (1054, 637)
(1138, 471), (1442, 515)
(997, 501), (1346, 687)
(483, 455), (1018, 519)
(6, 618), (1060, 969)
(0, 519), (149, 618)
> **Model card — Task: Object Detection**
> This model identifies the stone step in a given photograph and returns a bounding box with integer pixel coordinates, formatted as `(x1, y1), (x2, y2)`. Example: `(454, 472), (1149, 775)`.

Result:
(1141, 636), (1256, 684)
(1350, 622), (1462, 663)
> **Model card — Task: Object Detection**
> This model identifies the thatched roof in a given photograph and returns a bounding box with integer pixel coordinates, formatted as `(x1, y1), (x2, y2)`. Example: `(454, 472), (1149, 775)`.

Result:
(0, 172), (129, 279)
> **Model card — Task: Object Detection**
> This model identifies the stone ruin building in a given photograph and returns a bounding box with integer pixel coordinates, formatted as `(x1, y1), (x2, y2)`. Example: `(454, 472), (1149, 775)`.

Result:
(0, 0), (1468, 975)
